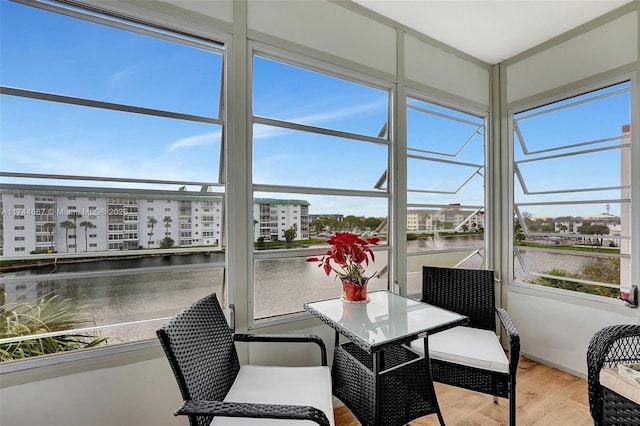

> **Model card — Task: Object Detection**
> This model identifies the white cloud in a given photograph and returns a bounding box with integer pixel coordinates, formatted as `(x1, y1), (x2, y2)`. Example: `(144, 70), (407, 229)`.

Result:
(109, 67), (136, 89)
(289, 99), (384, 125)
(254, 99), (387, 140)
(253, 124), (291, 140)
(167, 131), (221, 152)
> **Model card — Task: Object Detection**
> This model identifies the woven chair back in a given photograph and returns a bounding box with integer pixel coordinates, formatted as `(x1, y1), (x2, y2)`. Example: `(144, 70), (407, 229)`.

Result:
(157, 293), (240, 426)
(422, 266), (496, 331)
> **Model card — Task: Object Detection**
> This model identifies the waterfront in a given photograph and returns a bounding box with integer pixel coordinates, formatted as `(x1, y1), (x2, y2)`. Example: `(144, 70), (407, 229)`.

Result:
(0, 235), (602, 348)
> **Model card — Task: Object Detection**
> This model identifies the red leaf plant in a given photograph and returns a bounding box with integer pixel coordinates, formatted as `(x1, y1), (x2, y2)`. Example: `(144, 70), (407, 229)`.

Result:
(307, 232), (379, 286)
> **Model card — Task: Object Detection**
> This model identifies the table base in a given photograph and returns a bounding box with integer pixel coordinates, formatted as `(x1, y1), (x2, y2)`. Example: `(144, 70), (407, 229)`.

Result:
(333, 342), (441, 426)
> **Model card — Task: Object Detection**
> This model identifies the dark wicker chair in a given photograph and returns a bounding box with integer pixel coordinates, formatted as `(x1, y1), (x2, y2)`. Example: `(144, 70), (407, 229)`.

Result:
(587, 324), (640, 425)
(156, 293), (333, 426)
(409, 266), (520, 426)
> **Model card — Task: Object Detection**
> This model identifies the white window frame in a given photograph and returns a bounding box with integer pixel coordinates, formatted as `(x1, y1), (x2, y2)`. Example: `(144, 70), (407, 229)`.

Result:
(507, 73), (638, 306)
(248, 42), (394, 328)
(404, 89), (490, 298)
(0, 0), (230, 372)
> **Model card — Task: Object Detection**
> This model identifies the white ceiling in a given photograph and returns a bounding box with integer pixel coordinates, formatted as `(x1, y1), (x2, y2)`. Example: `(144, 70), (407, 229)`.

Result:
(353, 0), (634, 64)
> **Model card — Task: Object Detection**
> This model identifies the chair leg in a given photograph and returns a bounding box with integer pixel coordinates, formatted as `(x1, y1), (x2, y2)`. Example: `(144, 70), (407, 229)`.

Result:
(509, 384), (516, 426)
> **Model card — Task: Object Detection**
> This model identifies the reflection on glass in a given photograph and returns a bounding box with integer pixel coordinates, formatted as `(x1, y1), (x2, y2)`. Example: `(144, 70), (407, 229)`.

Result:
(1, 265), (225, 345)
(254, 254), (388, 319)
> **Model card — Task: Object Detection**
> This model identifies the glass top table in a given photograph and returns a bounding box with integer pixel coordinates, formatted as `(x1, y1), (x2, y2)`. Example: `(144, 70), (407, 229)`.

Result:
(304, 290), (468, 425)
(304, 289), (468, 353)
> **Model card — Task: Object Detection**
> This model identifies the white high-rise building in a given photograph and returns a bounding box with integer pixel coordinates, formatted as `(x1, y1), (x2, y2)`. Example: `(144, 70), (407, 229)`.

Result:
(0, 189), (317, 253)
(0, 188), (224, 254)
(252, 198), (310, 242)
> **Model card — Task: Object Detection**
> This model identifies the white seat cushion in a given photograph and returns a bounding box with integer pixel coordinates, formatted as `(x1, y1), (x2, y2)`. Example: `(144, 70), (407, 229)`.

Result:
(409, 326), (509, 374)
(211, 365), (334, 425)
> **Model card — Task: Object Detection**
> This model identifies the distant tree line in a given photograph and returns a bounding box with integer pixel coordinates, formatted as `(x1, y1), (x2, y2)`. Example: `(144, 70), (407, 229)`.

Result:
(309, 215), (383, 234)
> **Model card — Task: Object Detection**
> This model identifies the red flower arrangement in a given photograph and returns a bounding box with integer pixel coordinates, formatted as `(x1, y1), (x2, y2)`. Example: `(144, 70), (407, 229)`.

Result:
(307, 232), (380, 286)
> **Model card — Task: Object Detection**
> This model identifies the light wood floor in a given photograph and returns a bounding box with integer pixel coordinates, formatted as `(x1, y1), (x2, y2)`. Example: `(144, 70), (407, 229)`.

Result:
(333, 356), (593, 426)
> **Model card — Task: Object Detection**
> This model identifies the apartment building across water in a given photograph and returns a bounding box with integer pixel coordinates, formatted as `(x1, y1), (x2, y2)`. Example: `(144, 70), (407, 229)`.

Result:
(0, 187), (312, 255)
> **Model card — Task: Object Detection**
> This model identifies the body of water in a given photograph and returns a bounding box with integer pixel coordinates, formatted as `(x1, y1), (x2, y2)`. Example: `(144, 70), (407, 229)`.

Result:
(0, 236), (600, 347)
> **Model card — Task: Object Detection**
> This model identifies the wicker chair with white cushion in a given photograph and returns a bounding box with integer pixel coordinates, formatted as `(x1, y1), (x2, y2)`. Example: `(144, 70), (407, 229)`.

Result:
(409, 266), (520, 426)
(157, 293), (334, 426)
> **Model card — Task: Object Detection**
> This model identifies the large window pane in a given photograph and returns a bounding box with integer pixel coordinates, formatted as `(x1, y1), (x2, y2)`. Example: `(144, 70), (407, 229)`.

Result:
(251, 52), (390, 320)
(406, 96), (487, 294)
(512, 81), (631, 299)
(0, 1), (226, 361)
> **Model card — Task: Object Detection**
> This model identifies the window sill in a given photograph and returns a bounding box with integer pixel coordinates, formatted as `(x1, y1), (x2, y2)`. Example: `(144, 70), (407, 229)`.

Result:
(0, 339), (162, 387)
(508, 280), (636, 315)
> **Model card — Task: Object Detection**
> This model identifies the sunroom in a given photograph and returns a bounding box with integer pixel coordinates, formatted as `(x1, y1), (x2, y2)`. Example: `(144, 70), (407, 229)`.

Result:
(0, 0), (638, 425)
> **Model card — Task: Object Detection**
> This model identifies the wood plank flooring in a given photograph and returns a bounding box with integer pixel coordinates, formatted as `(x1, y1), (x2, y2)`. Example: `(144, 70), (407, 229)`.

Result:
(333, 356), (593, 426)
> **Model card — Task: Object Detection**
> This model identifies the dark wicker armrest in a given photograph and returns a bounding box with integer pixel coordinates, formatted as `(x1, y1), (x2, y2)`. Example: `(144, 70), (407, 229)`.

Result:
(176, 399), (330, 426)
(496, 308), (520, 371)
(233, 333), (328, 366)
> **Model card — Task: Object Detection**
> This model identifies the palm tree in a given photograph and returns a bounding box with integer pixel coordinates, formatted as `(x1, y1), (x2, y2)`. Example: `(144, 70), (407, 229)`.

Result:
(79, 221), (94, 252)
(68, 212), (82, 253)
(163, 216), (172, 237)
(59, 220), (76, 253)
(147, 217), (157, 248)
(43, 222), (56, 252)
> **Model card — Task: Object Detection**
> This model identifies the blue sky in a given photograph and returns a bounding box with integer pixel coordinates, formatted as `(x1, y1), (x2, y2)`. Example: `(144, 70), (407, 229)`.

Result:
(514, 83), (630, 218)
(0, 0), (631, 219)
(1, 0), (223, 185)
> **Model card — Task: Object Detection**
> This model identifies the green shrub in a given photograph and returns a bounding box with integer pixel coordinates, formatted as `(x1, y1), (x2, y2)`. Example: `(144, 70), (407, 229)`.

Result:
(159, 236), (174, 249)
(528, 258), (621, 299)
(0, 292), (109, 361)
